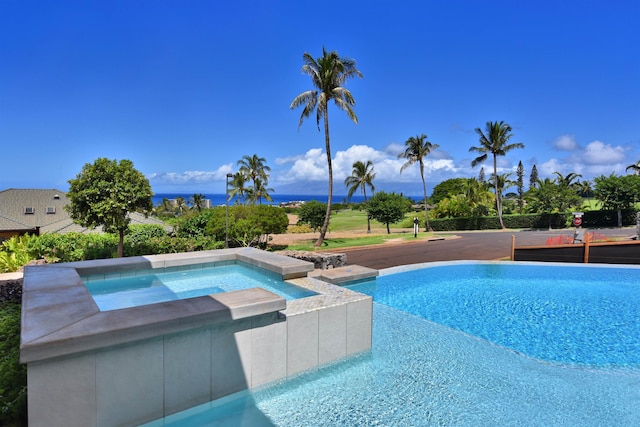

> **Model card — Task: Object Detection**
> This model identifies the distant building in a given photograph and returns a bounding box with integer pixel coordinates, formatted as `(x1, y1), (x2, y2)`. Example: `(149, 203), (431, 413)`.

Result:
(0, 188), (169, 241)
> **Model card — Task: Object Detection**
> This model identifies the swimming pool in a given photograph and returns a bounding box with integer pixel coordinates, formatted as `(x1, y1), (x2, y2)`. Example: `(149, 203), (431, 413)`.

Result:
(360, 261), (640, 367)
(143, 261), (640, 426)
(83, 262), (317, 310)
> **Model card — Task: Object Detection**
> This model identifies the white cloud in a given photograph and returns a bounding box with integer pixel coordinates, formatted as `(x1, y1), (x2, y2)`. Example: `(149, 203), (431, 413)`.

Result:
(538, 139), (629, 179)
(554, 134), (579, 151)
(147, 164), (233, 184)
(582, 140), (625, 165)
(274, 154), (304, 165)
(278, 148), (328, 183)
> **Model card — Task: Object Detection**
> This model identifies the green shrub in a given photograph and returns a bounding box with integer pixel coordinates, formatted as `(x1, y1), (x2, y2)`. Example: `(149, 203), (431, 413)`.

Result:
(0, 303), (27, 427)
(0, 236), (35, 273)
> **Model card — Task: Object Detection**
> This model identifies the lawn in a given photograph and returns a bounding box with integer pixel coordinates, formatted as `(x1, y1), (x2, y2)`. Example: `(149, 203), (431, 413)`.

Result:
(280, 208), (441, 251)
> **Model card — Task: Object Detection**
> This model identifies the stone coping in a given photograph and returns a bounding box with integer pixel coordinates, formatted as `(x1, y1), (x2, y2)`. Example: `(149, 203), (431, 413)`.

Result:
(20, 248), (316, 363)
(48, 247), (314, 280)
(307, 265), (379, 286)
(281, 276), (371, 317)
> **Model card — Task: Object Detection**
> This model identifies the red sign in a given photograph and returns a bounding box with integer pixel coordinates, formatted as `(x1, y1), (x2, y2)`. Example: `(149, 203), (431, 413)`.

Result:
(573, 217), (582, 227)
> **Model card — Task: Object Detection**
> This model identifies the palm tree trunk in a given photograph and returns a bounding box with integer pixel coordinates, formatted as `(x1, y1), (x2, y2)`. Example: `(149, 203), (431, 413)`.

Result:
(420, 162), (432, 232)
(364, 189), (371, 233)
(315, 111), (332, 247)
(493, 155), (505, 229)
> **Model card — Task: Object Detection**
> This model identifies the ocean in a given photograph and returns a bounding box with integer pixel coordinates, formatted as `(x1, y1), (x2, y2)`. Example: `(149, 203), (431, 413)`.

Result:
(152, 193), (367, 207)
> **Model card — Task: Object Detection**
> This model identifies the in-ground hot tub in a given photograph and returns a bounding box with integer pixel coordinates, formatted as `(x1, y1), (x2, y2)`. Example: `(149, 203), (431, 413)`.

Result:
(20, 248), (373, 427)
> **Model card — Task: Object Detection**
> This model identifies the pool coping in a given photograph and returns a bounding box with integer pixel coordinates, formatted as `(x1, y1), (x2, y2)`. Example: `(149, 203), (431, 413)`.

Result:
(20, 248), (317, 363)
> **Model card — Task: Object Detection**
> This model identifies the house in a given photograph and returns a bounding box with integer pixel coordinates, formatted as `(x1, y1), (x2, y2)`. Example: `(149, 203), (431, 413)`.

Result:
(0, 188), (169, 241)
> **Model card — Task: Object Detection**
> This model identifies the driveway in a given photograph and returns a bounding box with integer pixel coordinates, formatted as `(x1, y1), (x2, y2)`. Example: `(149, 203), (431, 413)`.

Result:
(339, 228), (637, 270)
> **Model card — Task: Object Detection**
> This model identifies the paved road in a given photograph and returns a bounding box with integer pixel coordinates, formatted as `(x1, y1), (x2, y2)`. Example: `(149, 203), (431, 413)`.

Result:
(339, 228), (636, 270)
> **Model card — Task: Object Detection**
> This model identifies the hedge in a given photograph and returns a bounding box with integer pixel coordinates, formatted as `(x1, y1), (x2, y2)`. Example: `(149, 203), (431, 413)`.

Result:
(428, 209), (638, 231)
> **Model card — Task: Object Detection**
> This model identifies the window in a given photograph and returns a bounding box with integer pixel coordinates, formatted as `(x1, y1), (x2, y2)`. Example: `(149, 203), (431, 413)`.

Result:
(24, 207), (35, 214)
(46, 206), (56, 214)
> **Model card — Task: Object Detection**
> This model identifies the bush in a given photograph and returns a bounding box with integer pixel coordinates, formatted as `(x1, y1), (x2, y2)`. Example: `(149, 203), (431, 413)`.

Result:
(0, 302), (27, 426)
(32, 232), (118, 262)
(0, 236), (35, 273)
(206, 205), (288, 248)
(297, 201), (327, 232)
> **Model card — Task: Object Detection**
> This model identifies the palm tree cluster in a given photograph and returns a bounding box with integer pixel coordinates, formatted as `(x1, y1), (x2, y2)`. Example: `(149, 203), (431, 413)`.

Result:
(229, 154), (274, 205)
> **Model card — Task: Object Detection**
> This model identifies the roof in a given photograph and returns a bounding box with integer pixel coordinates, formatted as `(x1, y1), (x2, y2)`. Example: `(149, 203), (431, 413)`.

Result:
(0, 188), (169, 235)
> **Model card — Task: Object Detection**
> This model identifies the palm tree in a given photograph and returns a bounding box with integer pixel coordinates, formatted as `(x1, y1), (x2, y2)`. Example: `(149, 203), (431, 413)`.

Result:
(344, 160), (376, 232)
(174, 197), (188, 216)
(553, 172), (582, 190)
(189, 193), (205, 211)
(228, 172), (248, 204)
(250, 178), (274, 205)
(626, 160), (640, 175)
(238, 154), (271, 199)
(290, 47), (363, 246)
(470, 120), (524, 229)
(399, 134), (439, 231)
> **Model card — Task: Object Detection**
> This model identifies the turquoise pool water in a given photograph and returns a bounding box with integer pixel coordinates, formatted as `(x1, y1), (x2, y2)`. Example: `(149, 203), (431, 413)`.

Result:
(143, 262), (640, 426)
(83, 263), (316, 311)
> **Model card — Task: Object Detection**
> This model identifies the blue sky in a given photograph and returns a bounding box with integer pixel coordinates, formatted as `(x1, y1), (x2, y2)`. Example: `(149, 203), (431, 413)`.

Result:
(2, 0), (638, 196)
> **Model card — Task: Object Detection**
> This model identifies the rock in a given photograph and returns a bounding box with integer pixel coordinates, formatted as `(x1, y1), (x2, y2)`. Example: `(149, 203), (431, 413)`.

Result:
(279, 250), (347, 270)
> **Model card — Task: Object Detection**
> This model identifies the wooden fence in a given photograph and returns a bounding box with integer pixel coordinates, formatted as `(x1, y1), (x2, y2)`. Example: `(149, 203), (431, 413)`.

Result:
(511, 235), (640, 264)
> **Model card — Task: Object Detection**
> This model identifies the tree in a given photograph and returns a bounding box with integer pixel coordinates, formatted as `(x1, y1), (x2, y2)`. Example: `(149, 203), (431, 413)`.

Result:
(525, 177), (582, 217)
(297, 200), (328, 233)
(516, 161), (525, 213)
(367, 191), (409, 234)
(553, 172), (582, 190)
(593, 174), (640, 226)
(190, 193), (206, 211)
(247, 178), (274, 205)
(529, 164), (539, 189)
(344, 160), (376, 232)
(205, 205), (288, 248)
(175, 197), (188, 215)
(478, 166), (486, 184)
(470, 121), (524, 229)
(290, 47), (363, 246)
(238, 154), (272, 204)
(66, 158), (153, 257)
(228, 171), (248, 204)
(398, 133), (439, 231)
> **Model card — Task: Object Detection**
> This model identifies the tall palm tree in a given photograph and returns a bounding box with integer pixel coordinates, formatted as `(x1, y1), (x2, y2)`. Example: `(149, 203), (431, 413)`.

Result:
(344, 160), (376, 232)
(470, 120), (524, 229)
(399, 133), (439, 231)
(290, 47), (363, 246)
(238, 154), (271, 200)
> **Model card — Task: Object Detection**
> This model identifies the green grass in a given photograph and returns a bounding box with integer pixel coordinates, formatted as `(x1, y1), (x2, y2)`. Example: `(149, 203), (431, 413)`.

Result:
(280, 208), (442, 251)
(284, 232), (433, 251)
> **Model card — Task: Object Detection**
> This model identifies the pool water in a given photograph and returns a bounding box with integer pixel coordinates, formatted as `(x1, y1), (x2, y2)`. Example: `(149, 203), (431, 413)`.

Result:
(357, 262), (640, 367)
(83, 263), (316, 311)
(142, 262), (640, 426)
